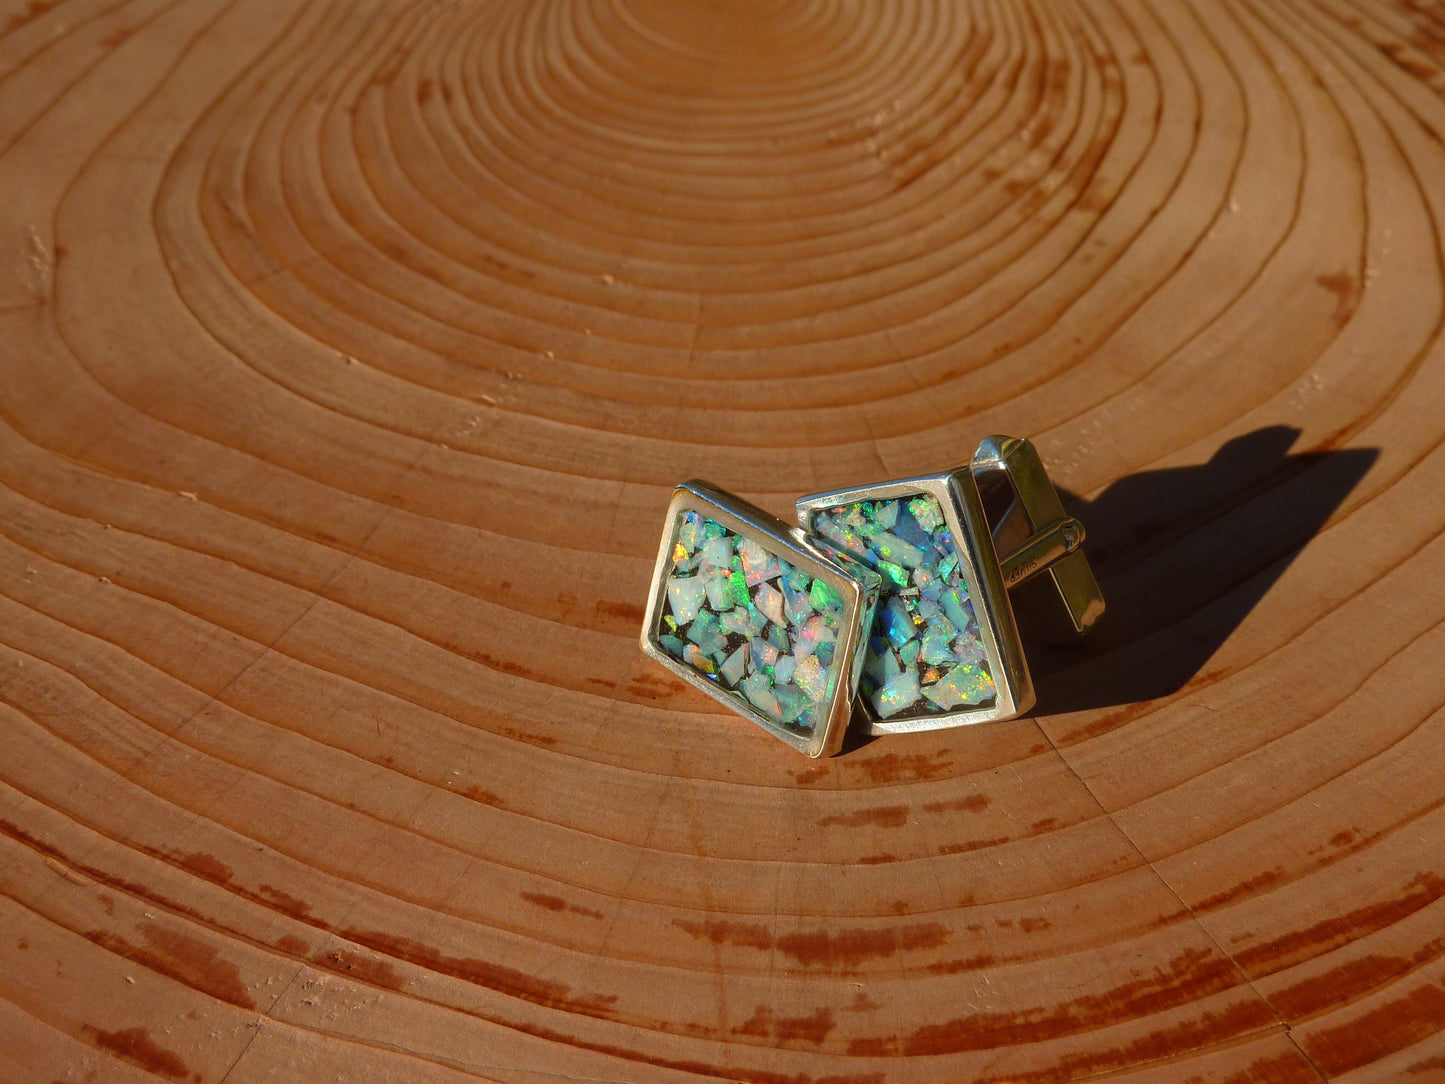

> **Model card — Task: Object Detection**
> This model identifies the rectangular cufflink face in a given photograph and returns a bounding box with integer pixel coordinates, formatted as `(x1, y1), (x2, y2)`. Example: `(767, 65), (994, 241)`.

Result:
(797, 471), (1033, 734)
(641, 481), (882, 758)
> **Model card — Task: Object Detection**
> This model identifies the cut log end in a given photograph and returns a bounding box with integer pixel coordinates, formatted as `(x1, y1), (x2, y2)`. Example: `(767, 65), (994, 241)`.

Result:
(1, 0), (1442, 1080)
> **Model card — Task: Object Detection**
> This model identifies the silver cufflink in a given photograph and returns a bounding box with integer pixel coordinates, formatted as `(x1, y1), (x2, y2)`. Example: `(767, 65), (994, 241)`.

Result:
(639, 481), (882, 758)
(796, 435), (1102, 735)
(640, 437), (1102, 755)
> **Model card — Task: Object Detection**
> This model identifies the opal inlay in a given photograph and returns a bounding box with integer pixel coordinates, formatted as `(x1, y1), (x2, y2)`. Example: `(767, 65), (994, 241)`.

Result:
(656, 511), (858, 737)
(810, 493), (996, 720)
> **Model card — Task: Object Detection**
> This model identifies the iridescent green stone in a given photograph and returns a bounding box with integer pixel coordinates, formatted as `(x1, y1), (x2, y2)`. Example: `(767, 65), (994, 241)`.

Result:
(877, 560), (909, 588)
(809, 579), (842, 611)
(727, 568), (750, 607)
(908, 496), (944, 532)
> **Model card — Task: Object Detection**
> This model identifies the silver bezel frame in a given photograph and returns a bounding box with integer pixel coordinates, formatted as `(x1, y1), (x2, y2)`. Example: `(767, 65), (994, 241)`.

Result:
(640, 480), (875, 758)
(796, 469), (1034, 734)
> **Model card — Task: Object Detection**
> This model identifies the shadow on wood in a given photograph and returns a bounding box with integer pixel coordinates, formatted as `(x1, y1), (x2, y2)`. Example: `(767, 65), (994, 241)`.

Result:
(1026, 425), (1378, 714)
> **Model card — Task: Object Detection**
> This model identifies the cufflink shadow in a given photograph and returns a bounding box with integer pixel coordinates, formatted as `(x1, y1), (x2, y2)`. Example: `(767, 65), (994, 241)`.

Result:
(1016, 425), (1379, 716)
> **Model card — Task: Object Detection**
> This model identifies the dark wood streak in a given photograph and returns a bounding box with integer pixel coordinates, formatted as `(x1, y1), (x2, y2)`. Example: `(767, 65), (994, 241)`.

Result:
(83, 924), (255, 1009)
(82, 1026), (194, 1082)
(672, 917), (951, 970)
(1234, 874), (1445, 975)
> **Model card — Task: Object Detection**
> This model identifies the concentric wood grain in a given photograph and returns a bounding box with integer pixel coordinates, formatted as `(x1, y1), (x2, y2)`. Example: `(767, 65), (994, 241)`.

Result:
(1, 0), (1443, 1080)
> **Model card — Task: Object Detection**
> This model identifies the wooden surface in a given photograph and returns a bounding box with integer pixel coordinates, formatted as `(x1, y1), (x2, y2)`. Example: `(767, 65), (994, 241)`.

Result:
(1, 0), (1443, 1080)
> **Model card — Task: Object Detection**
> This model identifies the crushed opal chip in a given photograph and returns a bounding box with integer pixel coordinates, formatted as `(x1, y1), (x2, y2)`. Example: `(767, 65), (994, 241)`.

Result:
(773, 654), (796, 685)
(811, 492), (996, 721)
(793, 654), (829, 700)
(683, 643), (715, 674)
(719, 608), (752, 638)
(703, 571), (735, 612)
(738, 537), (782, 586)
(920, 627), (954, 665)
(873, 669), (921, 717)
(701, 536), (732, 569)
(686, 611), (727, 656)
(921, 663), (994, 710)
(720, 644), (748, 686)
(727, 567), (750, 607)
(907, 496), (944, 532)
(793, 614), (835, 659)
(873, 532), (926, 569)
(740, 672), (780, 716)
(654, 511), (856, 737)
(755, 582), (787, 627)
(666, 576), (706, 626)
(677, 514), (702, 552)
(880, 596), (916, 647)
(773, 685), (810, 723)
(751, 637), (780, 672)
(781, 577), (813, 624)
(809, 578), (843, 611)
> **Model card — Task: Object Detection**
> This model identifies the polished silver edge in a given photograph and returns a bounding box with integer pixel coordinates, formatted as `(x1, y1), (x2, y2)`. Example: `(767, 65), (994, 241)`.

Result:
(795, 471), (1033, 735)
(943, 466), (1034, 720)
(640, 480), (875, 758)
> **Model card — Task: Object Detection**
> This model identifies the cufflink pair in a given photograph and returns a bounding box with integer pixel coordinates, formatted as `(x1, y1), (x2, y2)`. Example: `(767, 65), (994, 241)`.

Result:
(639, 436), (1104, 758)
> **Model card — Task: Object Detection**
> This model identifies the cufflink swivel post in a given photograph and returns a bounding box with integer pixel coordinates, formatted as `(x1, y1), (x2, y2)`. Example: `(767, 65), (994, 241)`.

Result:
(971, 435), (1104, 635)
